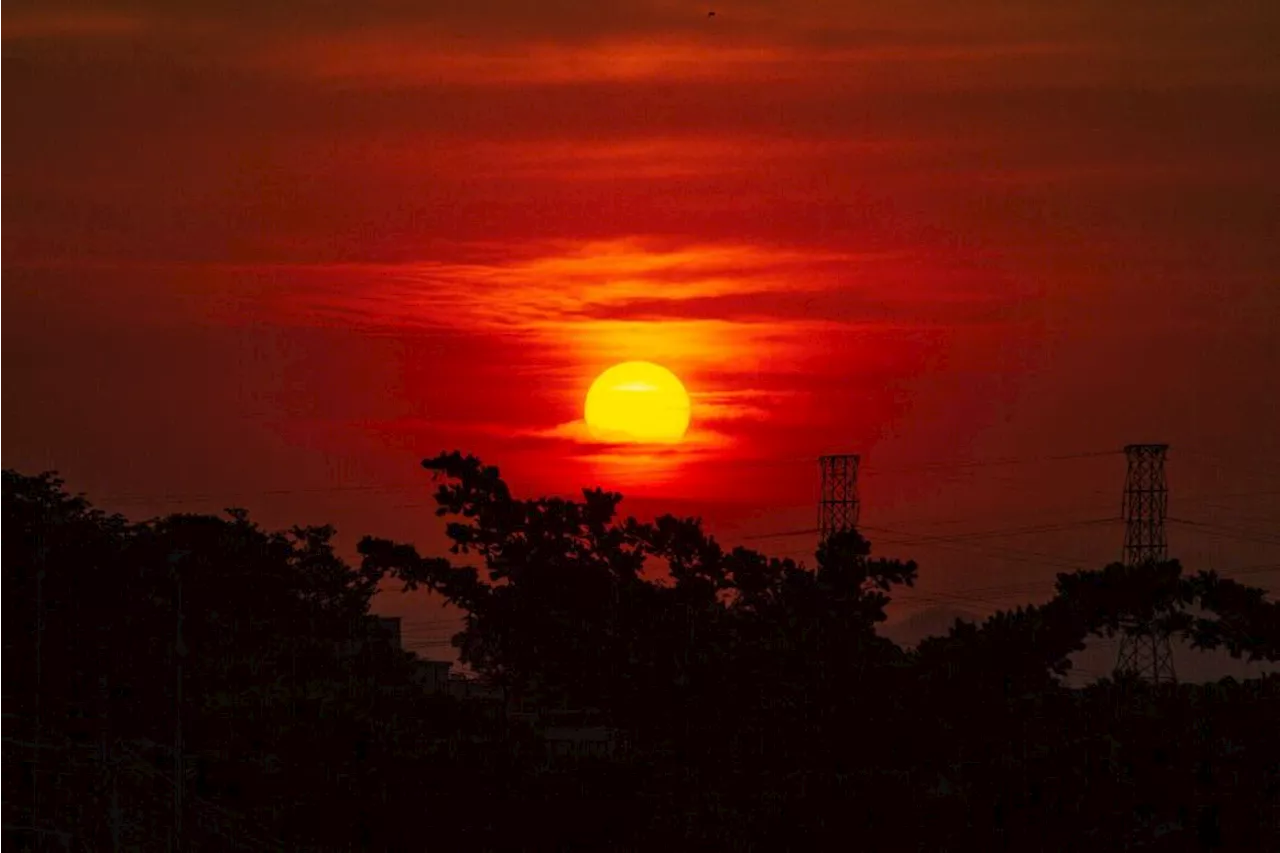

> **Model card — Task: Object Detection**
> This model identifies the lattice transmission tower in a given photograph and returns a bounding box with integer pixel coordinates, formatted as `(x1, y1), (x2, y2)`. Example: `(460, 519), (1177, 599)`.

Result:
(818, 454), (860, 542)
(1113, 443), (1177, 684)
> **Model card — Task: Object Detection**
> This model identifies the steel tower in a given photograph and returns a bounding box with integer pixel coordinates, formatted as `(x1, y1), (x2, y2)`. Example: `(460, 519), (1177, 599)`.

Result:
(818, 454), (860, 542)
(1114, 443), (1177, 684)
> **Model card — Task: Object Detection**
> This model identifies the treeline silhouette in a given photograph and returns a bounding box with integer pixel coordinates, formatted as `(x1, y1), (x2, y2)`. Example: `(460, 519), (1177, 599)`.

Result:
(5, 453), (1279, 851)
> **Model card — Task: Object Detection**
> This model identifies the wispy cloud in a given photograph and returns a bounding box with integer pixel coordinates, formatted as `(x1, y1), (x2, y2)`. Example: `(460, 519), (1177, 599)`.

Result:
(257, 238), (1027, 364)
(272, 238), (882, 335)
(240, 238), (956, 455)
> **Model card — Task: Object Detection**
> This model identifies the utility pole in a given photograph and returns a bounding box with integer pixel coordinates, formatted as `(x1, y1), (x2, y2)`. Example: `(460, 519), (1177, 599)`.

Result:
(1113, 444), (1177, 684)
(818, 454), (861, 543)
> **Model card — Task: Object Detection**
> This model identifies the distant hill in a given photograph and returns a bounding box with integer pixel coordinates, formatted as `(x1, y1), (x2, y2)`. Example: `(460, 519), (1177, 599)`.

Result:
(879, 605), (982, 649)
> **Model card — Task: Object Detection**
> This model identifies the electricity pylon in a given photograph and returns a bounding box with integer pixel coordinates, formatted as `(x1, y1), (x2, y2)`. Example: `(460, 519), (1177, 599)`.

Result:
(1113, 443), (1177, 684)
(818, 454), (860, 543)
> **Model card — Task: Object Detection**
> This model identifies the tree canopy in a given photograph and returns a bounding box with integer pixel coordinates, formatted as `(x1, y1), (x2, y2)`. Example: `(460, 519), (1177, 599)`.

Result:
(6, 457), (1279, 851)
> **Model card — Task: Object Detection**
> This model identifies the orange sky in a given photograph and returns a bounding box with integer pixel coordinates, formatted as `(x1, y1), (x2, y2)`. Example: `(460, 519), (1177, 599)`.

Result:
(5, 0), (1279, 663)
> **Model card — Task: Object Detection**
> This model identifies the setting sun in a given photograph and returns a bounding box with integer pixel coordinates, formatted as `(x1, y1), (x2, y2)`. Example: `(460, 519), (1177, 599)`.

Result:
(584, 361), (691, 444)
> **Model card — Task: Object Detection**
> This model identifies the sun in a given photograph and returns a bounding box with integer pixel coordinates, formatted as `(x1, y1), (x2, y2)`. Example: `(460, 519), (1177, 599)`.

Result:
(584, 361), (692, 444)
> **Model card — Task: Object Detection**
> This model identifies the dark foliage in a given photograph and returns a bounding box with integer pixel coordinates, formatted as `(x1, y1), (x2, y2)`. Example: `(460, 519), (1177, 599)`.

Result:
(5, 457), (1279, 851)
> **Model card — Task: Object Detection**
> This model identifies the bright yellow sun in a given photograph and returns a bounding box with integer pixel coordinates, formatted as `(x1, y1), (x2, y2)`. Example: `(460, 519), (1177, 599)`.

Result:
(584, 361), (691, 444)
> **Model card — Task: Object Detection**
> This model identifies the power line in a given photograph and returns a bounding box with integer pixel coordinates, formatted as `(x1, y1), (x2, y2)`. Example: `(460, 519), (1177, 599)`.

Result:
(743, 515), (1123, 544)
(1172, 449), (1280, 479)
(1222, 562), (1280, 578)
(743, 518), (1117, 570)
(753, 522), (1098, 573)
(1180, 488), (1280, 502)
(860, 449), (1122, 476)
(1169, 518), (1280, 548)
(741, 526), (818, 541)
(1184, 504), (1280, 525)
(869, 517), (1119, 545)
(864, 526), (1092, 572)
(858, 502), (1118, 529)
(732, 494), (1269, 548)
(867, 524), (1095, 564)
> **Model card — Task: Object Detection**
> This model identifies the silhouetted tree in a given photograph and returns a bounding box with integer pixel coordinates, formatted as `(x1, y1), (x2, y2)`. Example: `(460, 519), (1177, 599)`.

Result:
(8, 458), (1279, 852)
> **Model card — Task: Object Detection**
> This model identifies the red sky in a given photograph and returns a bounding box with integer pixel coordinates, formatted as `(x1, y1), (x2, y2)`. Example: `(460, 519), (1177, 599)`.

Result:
(5, 0), (1279, 668)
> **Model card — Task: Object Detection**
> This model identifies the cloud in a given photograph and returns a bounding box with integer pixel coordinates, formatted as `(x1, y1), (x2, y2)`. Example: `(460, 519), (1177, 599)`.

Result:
(242, 238), (1032, 384)
(692, 389), (795, 422)
(519, 387), (769, 451)
(259, 237), (880, 342)
(532, 418), (731, 450)
(167, 232), (1026, 468)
